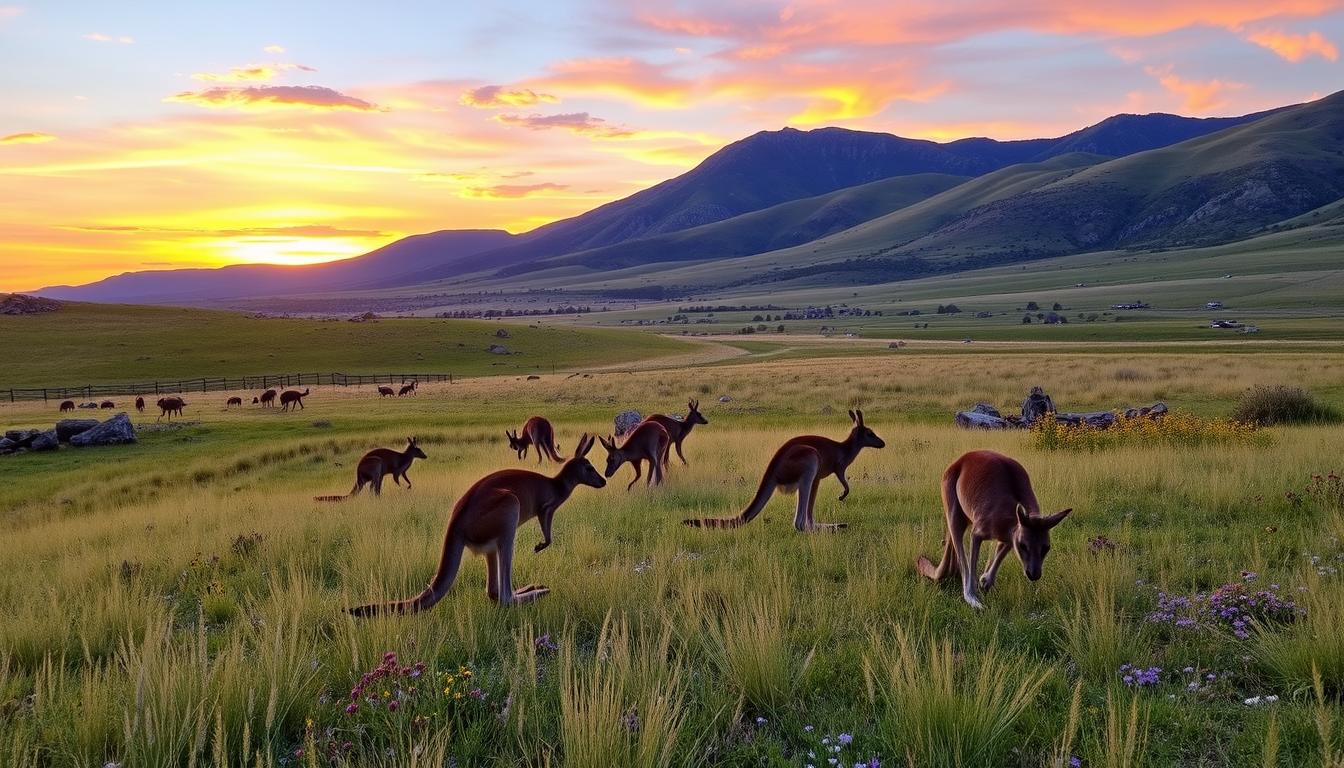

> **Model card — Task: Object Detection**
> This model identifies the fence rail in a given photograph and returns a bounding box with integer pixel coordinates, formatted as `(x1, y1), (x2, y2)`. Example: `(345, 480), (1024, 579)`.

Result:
(4, 372), (453, 403)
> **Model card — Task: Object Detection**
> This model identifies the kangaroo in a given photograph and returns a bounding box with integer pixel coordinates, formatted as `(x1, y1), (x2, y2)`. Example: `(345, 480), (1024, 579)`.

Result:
(507, 416), (564, 463)
(258, 389), (277, 407)
(226, 396), (243, 408)
(398, 380), (418, 396)
(135, 396), (145, 413)
(156, 396), (186, 421)
(378, 386), (395, 398)
(644, 399), (709, 468)
(598, 421), (670, 491)
(279, 388), (309, 411)
(348, 434), (606, 616)
(315, 437), (428, 501)
(684, 410), (884, 532)
(916, 450), (1072, 609)
(100, 400), (115, 409)
(59, 400), (75, 413)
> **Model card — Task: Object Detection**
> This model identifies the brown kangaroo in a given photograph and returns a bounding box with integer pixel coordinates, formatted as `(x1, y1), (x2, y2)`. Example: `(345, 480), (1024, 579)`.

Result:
(684, 410), (884, 532)
(645, 399), (709, 469)
(156, 396), (186, 420)
(916, 450), (1072, 609)
(348, 434), (606, 616)
(507, 416), (563, 463)
(315, 437), (428, 501)
(226, 396), (243, 408)
(59, 400), (75, 412)
(100, 400), (115, 409)
(279, 388), (309, 411)
(398, 380), (417, 396)
(135, 396), (145, 413)
(378, 386), (395, 398)
(257, 389), (277, 407)
(598, 421), (670, 491)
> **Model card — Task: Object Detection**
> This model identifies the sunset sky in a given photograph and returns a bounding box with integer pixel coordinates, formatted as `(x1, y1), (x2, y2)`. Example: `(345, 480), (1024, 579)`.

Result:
(2, 1), (1341, 290)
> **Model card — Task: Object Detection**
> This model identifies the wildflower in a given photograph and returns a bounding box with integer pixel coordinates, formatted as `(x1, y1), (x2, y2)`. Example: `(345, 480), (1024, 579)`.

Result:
(1182, 667), (1194, 674)
(535, 634), (559, 654)
(344, 703), (358, 715)
(1119, 664), (1161, 687)
(870, 760), (882, 768)
(755, 716), (767, 725)
(805, 725), (814, 732)
(839, 733), (853, 745)
(1070, 758), (1081, 768)
(388, 700), (399, 713)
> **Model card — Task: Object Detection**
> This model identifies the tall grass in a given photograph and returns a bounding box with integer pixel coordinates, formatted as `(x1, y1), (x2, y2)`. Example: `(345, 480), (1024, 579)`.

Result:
(1094, 692), (1150, 768)
(699, 589), (812, 715)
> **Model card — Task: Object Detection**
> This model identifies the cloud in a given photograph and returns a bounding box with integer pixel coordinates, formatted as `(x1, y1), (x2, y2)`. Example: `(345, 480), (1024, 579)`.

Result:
(264, 44), (286, 54)
(460, 85), (559, 108)
(530, 57), (694, 107)
(1244, 28), (1338, 61)
(83, 32), (133, 44)
(0, 6), (21, 23)
(1, 132), (56, 145)
(495, 112), (635, 137)
(64, 223), (388, 238)
(165, 85), (380, 112)
(464, 182), (569, 199)
(1144, 65), (1245, 112)
(192, 62), (317, 83)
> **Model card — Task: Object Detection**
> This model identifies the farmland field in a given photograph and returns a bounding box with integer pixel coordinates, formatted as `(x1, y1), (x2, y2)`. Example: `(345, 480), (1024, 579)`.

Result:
(2, 346), (1344, 767)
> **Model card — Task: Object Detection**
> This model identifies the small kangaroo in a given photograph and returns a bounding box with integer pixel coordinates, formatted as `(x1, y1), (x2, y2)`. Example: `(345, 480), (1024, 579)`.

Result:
(398, 381), (417, 396)
(59, 400), (75, 412)
(507, 416), (563, 463)
(315, 437), (428, 501)
(156, 396), (186, 421)
(916, 450), (1072, 609)
(135, 396), (145, 413)
(258, 389), (277, 407)
(279, 388), (309, 411)
(644, 399), (709, 468)
(598, 421), (670, 491)
(378, 386), (395, 398)
(684, 410), (884, 532)
(226, 396), (243, 408)
(348, 434), (606, 615)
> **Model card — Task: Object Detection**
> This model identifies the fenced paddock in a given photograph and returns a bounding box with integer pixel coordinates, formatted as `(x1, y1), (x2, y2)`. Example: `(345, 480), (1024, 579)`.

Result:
(2, 372), (453, 402)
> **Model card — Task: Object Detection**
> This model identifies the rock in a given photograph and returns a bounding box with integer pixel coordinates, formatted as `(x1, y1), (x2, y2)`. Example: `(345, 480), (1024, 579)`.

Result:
(0, 437), (14, 453)
(718, 395), (732, 403)
(1021, 386), (1054, 423)
(488, 344), (510, 354)
(0, 294), (61, 315)
(29, 430), (59, 452)
(495, 328), (510, 338)
(56, 419), (100, 442)
(971, 403), (1001, 418)
(70, 413), (137, 447)
(78, 402), (99, 409)
(4, 429), (38, 443)
(614, 410), (642, 437)
(956, 410), (1012, 429)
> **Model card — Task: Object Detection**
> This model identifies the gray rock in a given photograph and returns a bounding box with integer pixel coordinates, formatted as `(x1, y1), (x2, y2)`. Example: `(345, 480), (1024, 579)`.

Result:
(78, 402), (99, 409)
(0, 437), (14, 452)
(495, 328), (510, 338)
(718, 395), (732, 403)
(488, 344), (510, 354)
(56, 419), (100, 442)
(30, 430), (59, 452)
(972, 403), (1002, 418)
(614, 410), (642, 437)
(4, 429), (38, 443)
(70, 413), (137, 447)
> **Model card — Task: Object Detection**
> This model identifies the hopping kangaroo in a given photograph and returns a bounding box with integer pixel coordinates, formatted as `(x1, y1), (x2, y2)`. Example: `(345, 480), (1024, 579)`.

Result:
(280, 388), (309, 411)
(916, 450), (1072, 609)
(507, 416), (563, 463)
(156, 396), (186, 420)
(315, 437), (428, 501)
(378, 386), (395, 398)
(257, 389), (277, 407)
(684, 409), (884, 532)
(644, 399), (709, 468)
(348, 434), (606, 615)
(599, 421), (670, 490)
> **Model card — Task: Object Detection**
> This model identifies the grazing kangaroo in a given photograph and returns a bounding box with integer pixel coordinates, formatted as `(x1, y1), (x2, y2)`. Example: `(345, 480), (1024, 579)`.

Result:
(100, 400), (115, 409)
(916, 450), (1072, 609)
(315, 437), (428, 501)
(378, 386), (395, 398)
(257, 389), (277, 407)
(156, 396), (186, 420)
(507, 416), (563, 463)
(59, 400), (75, 412)
(135, 396), (145, 413)
(348, 434), (606, 616)
(398, 380), (417, 396)
(644, 399), (709, 468)
(598, 421), (670, 491)
(279, 388), (309, 411)
(226, 396), (243, 408)
(684, 410), (884, 532)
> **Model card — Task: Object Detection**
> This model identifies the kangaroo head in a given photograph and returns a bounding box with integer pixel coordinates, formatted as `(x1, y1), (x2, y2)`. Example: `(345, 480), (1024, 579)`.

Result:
(1013, 504), (1072, 581)
(847, 409), (885, 449)
(406, 436), (428, 460)
(686, 399), (709, 426)
(506, 429), (524, 453)
(597, 434), (625, 478)
(564, 434), (607, 488)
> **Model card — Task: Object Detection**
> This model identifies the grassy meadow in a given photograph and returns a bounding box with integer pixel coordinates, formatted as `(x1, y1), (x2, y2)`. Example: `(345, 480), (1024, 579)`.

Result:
(2, 350), (1344, 766)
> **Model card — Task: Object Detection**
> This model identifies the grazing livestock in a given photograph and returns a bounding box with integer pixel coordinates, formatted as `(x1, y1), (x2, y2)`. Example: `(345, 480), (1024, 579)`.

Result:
(398, 380), (418, 396)
(135, 396), (145, 413)
(506, 416), (563, 463)
(257, 389), (277, 407)
(226, 396), (243, 408)
(378, 386), (395, 398)
(156, 397), (186, 421)
(59, 400), (75, 412)
(100, 400), (115, 409)
(279, 388), (309, 411)
(315, 437), (428, 500)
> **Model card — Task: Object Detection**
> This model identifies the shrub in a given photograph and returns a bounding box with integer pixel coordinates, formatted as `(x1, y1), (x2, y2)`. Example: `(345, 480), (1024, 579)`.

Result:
(1030, 412), (1267, 451)
(1231, 385), (1339, 426)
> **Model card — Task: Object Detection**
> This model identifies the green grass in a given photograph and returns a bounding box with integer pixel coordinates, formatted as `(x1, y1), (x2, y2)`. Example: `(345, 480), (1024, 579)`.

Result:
(2, 350), (1344, 766)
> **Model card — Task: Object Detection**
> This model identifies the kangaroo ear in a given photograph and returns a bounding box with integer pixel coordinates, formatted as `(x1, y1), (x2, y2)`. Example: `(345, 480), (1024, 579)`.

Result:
(575, 433), (590, 457)
(1043, 508), (1073, 529)
(848, 409), (856, 423)
(1015, 503), (1032, 528)
(856, 409), (865, 426)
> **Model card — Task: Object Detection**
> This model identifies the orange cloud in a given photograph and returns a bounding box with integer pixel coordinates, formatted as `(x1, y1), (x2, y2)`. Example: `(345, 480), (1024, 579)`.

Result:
(1244, 28), (1339, 61)
(1, 132), (56, 145)
(531, 57), (694, 108)
(192, 62), (317, 83)
(459, 85), (559, 108)
(464, 182), (569, 199)
(165, 85), (380, 112)
(639, 13), (733, 36)
(495, 112), (634, 138)
(1144, 65), (1245, 112)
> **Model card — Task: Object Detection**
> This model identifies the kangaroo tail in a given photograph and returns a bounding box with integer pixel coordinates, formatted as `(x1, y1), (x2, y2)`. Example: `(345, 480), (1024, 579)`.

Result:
(314, 479), (362, 503)
(348, 527), (465, 617)
(545, 442), (564, 462)
(683, 463), (776, 529)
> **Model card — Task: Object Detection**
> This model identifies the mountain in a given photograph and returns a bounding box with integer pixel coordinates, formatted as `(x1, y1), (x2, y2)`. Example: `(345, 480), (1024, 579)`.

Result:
(36, 229), (515, 304)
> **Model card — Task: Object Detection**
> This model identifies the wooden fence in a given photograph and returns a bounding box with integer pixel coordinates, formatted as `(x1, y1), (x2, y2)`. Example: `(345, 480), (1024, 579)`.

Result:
(4, 372), (453, 402)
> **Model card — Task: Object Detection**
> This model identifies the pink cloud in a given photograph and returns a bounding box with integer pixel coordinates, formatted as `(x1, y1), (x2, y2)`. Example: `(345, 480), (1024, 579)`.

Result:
(1144, 65), (1245, 112)
(1244, 28), (1339, 61)
(464, 182), (569, 198)
(495, 111), (635, 137)
(460, 85), (559, 108)
(165, 85), (380, 112)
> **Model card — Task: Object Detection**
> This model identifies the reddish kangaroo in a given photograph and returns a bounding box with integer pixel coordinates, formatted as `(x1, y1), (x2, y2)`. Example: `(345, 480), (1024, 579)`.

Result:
(644, 399), (709, 468)
(135, 396), (145, 413)
(315, 437), (428, 501)
(100, 400), (115, 409)
(280, 388), (309, 411)
(257, 389), (277, 407)
(226, 396), (243, 408)
(348, 434), (606, 616)
(378, 386), (395, 398)
(59, 400), (75, 412)
(598, 421), (670, 491)
(156, 396), (186, 420)
(507, 416), (563, 463)
(398, 380), (417, 396)
(684, 410), (884, 532)
(916, 450), (1072, 609)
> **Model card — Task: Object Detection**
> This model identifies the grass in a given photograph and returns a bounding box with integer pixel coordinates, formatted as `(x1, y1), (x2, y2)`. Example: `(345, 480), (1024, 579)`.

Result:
(2, 350), (1344, 765)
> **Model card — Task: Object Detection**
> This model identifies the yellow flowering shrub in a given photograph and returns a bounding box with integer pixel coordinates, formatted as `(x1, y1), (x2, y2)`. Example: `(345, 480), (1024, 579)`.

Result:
(1030, 412), (1267, 452)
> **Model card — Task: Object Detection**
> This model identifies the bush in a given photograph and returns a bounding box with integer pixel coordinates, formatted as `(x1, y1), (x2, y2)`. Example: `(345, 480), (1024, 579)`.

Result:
(1231, 385), (1339, 426)
(1030, 412), (1267, 452)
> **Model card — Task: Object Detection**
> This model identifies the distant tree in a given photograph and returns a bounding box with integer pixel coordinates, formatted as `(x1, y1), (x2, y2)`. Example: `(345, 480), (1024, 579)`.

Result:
(1022, 315), (1033, 324)
(776, 324), (785, 333)
(752, 314), (764, 322)
(1052, 302), (1063, 311)
(942, 303), (961, 314)
(1026, 301), (1040, 311)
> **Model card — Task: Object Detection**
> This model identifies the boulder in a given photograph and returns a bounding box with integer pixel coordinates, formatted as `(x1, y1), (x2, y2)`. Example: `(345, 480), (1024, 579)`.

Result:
(495, 328), (511, 338)
(971, 403), (1002, 418)
(0, 437), (14, 453)
(29, 430), (59, 452)
(614, 410), (642, 437)
(56, 419), (100, 442)
(70, 413), (137, 447)
(488, 344), (510, 355)
(1021, 386), (1054, 423)
(78, 402), (99, 409)
(718, 395), (732, 403)
(4, 428), (39, 443)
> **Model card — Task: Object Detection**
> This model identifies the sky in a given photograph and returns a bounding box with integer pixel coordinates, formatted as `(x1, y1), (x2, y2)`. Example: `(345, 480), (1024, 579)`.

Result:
(1, 1), (1341, 290)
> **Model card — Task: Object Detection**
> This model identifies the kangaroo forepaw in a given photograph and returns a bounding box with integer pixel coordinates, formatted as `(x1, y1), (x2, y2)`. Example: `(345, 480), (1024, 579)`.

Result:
(837, 492), (848, 501)
(979, 574), (995, 592)
(534, 540), (550, 553)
